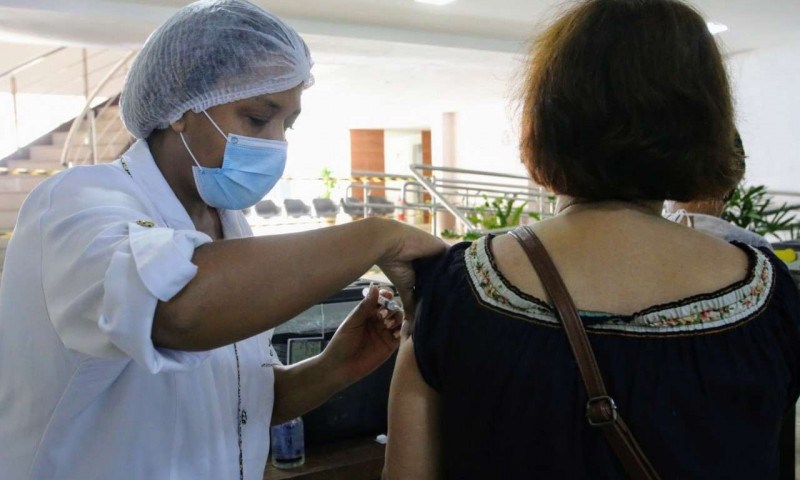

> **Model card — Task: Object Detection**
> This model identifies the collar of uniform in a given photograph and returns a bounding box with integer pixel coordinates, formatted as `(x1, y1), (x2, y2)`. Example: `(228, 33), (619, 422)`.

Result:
(120, 140), (252, 240)
(119, 139), (196, 231)
(218, 209), (251, 239)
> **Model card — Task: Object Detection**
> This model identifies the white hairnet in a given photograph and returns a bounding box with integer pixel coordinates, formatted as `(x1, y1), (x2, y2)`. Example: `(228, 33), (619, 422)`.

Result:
(120, 0), (314, 139)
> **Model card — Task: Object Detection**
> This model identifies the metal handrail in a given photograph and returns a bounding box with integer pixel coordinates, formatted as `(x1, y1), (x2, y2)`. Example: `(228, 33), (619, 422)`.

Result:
(3, 47), (69, 151)
(408, 165), (478, 230)
(0, 47), (67, 81)
(97, 102), (134, 161)
(416, 164), (530, 180)
(2, 47), (132, 156)
(21, 53), (94, 91)
(61, 50), (137, 167)
(407, 163), (552, 233)
(342, 170), (418, 217)
(397, 181), (540, 215)
(93, 93), (124, 139)
(341, 193), (397, 218)
(350, 170), (416, 180)
(5, 48), (113, 92)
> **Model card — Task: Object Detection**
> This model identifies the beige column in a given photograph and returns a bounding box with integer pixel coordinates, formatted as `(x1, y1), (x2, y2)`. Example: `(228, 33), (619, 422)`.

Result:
(434, 112), (458, 235)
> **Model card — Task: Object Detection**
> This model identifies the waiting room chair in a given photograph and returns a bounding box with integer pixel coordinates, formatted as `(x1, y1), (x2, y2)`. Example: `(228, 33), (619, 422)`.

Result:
(341, 197), (366, 217)
(367, 195), (395, 216)
(283, 198), (311, 218)
(312, 198), (339, 219)
(254, 200), (280, 218)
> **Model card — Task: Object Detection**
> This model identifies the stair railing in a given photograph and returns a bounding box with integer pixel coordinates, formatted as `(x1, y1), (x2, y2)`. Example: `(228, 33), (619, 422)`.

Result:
(1, 47), (67, 153)
(1, 47), (135, 164)
(61, 50), (137, 167)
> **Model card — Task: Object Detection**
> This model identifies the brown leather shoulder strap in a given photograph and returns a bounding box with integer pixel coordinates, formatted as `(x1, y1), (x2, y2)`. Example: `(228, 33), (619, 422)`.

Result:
(509, 226), (661, 480)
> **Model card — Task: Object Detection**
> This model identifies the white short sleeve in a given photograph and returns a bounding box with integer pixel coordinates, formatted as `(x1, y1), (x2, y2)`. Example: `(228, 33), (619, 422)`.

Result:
(39, 167), (213, 373)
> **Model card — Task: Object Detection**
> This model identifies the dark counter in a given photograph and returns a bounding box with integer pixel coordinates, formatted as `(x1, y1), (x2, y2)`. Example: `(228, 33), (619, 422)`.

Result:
(263, 436), (384, 480)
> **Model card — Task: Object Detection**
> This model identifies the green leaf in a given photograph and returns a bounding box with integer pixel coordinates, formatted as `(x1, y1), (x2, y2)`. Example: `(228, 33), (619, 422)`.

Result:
(722, 184), (799, 239)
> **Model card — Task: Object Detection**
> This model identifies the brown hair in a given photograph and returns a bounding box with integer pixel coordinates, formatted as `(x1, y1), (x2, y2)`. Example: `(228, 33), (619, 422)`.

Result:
(520, 0), (742, 202)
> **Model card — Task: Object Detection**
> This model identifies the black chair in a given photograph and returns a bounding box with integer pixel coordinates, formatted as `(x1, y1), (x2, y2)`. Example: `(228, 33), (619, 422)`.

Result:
(254, 200), (280, 218)
(341, 197), (365, 217)
(283, 198), (311, 217)
(367, 195), (395, 216)
(312, 198), (338, 219)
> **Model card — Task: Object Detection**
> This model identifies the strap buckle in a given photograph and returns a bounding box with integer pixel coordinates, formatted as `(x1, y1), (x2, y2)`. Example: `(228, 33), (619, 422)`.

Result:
(586, 395), (618, 427)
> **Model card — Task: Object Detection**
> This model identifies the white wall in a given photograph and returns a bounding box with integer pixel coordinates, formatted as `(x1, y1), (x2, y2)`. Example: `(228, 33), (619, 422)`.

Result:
(0, 93), (86, 158)
(382, 129), (423, 211)
(271, 89), (352, 203)
(728, 39), (800, 192)
(384, 129), (422, 176)
(436, 41), (800, 195)
(451, 102), (524, 176)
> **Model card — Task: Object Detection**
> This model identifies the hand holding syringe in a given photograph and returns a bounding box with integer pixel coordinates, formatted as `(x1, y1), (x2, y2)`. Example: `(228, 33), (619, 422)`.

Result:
(323, 285), (405, 382)
(361, 287), (403, 313)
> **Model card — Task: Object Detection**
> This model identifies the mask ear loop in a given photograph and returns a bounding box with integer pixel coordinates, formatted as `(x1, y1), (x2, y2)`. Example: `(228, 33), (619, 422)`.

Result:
(181, 111), (229, 170)
(673, 208), (695, 229)
(203, 110), (229, 139)
(179, 132), (204, 169)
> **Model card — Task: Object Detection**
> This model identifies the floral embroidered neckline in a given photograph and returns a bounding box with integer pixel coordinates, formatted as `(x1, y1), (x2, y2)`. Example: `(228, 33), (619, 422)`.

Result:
(464, 235), (775, 336)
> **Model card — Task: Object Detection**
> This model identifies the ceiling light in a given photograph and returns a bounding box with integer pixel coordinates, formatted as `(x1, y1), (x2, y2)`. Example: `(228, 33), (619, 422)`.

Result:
(415, 0), (456, 5)
(707, 22), (729, 35)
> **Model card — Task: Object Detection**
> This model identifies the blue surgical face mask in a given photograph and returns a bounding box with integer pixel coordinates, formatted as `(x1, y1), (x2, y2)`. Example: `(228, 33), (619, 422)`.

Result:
(180, 111), (287, 210)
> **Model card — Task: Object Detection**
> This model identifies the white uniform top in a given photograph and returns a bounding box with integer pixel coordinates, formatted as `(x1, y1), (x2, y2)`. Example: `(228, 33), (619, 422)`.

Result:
(665, 210), (773, 250)
(0, 140), (280, 480)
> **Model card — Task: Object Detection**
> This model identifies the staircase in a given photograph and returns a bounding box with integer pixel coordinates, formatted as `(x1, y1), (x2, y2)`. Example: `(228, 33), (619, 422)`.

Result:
(0, 105), (131, 277)
(0, 45), (137, 277)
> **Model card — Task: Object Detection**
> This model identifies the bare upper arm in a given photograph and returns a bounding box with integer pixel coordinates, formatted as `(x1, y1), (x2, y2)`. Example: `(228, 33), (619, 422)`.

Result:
(385, 338), (442, 480)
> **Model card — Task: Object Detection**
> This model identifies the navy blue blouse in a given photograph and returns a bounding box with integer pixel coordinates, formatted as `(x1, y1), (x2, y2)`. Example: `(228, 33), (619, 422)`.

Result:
(413, 236), (800, 479)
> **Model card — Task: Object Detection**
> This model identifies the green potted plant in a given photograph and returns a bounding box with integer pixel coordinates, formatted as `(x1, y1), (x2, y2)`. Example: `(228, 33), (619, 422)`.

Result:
(439, 195), (540, 241)
(320, 167), (337, 200)
(722, 185), (799, 240)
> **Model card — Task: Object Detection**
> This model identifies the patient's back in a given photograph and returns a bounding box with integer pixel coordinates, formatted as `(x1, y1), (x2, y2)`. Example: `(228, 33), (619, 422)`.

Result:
(412, 210), (800, 479)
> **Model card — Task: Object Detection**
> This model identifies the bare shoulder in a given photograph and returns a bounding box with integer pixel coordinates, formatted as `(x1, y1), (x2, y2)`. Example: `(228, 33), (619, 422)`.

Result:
(646, 222), (752, 294)
(490, 221), (752, 315)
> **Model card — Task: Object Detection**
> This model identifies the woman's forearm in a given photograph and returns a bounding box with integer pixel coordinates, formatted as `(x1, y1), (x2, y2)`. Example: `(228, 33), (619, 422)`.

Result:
(270, 354), (351, 425)
(152, 217), (397, 350)
(271, 361), (330, 425)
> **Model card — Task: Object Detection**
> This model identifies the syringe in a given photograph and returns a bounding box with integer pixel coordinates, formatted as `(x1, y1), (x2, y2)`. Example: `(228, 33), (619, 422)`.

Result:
(361, 287), (403, 313)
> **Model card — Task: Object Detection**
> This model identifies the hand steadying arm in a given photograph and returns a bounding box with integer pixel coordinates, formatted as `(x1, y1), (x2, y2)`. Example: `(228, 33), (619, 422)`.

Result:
(152, 217), (442, 351)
